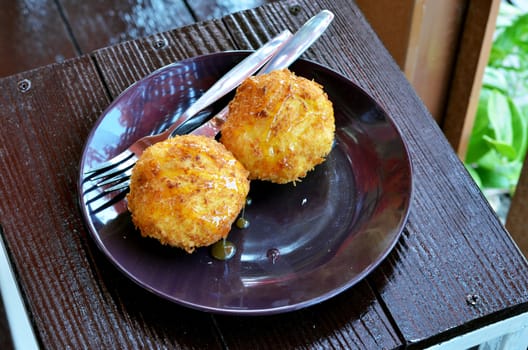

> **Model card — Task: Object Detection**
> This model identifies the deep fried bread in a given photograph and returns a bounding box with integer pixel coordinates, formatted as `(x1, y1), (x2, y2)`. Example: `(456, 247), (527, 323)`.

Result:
(127, 135), (250, 253)
(220, 69), (335, 184)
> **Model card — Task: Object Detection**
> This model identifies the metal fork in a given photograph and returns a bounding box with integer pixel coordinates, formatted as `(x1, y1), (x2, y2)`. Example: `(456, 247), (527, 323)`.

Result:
(84, 30), (292, 176)
(87, 10), (334, 195)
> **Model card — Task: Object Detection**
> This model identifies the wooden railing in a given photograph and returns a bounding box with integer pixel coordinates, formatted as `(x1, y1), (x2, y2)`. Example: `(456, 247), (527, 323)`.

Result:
(357, 0), (527, 256)
(356, 0), (499, 154)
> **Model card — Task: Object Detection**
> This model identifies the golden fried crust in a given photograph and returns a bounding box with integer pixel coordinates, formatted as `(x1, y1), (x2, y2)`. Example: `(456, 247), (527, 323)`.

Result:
(127, 135), (250, 253)
(220, 69), (335, 184)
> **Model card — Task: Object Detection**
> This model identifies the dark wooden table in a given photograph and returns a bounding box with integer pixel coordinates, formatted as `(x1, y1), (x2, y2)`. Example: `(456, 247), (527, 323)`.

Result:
(1, 0), (527, 348)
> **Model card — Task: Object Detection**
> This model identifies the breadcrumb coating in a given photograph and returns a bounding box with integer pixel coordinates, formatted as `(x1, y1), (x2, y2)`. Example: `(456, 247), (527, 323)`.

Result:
(127, 135), (250, 253)
(220, 69), (335, 184)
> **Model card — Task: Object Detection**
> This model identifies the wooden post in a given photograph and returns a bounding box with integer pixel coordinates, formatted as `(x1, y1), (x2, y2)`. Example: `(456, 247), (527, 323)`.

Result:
(442, 0), (501, 158)
(356, 0), (470, 124)
(506, 153), (528, 257)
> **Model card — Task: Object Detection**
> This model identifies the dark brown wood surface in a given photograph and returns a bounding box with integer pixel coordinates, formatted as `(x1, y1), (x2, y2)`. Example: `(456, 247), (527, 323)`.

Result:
(58, 0), (195, 53)
(0, 56), (223, 349)
(0, 0), (78, 78)
(0, 0), (276, 79)
(0, 0), (527, 349)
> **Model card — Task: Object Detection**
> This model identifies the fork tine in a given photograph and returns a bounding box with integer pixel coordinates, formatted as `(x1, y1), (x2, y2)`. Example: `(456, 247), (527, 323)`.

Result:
(84, 176), (130, 205)
(87, 189), (128, 214)
(90, 155), (136, 181)
(84, 149), (134, 175)
(96, 168), (132, 187)
(104, 179), (131, 193)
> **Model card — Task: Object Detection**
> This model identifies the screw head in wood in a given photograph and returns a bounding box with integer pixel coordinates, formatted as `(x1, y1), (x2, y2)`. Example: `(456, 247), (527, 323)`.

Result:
(466, 294), (479, 306)
(153, 38), (167, 49)
(17, 79), (31, 93)
(289, 5), (302, 15)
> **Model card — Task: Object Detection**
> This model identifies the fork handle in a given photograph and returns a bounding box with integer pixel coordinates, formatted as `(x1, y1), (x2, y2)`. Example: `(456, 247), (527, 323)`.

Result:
(162, 30), (292, 138)
(260, 10), (334, 73)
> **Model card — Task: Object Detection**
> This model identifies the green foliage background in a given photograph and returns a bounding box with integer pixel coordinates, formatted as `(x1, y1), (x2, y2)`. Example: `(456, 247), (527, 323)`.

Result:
(465, 3), (528, 195)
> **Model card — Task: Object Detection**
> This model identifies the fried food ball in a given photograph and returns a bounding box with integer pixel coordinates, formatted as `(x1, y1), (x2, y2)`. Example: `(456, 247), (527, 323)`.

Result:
(220, 69), (335, 184)
(127, 135), (250, 253)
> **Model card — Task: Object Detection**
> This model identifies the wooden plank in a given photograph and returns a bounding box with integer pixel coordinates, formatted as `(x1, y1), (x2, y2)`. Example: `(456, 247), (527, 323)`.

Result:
(92, 19), (237, 97)
(506, 154), (528, 256)
(316, 1), (527, 346)
(57, 0), (195, 53)
(0, 1), (526, 349)
(216, 281), (401, 349)
(442, 0), (501, 157)
(223, 1), (333, 57)
(0, 0), (78, 78)
(0, 57), (221, 349)
(218, 0), (528, 347)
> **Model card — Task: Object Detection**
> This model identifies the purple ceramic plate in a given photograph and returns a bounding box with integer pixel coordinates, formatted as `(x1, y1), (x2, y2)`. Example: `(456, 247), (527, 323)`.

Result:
(78, 52), (412, 315)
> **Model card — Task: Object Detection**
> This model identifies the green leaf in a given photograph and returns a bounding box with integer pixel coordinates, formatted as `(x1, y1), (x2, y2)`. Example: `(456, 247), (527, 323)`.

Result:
(466, 89), (492, 164)
(474, 151), (522, 190)
(495, 2), (523, 29)
(480, 95), (528, 162)
(522, 105), (528, 122)
(477, 149), (506, 170)
(490, 13), (528, 66)
(477, 166), (513, 189)
(508, 13), (528, 44)
(482, 135), (517, 160)
(487, 90), (513, 144)
(467, 2), (528, 194)
(509, 98), (528, 162)
(482, 68), (509, 92)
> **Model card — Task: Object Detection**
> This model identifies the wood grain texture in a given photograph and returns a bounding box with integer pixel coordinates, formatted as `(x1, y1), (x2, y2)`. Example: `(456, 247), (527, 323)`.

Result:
(355, 0), (469, 123)
(0, 0), (78, 78)
(223, 1), (309, 51)
(0, 0), (279, 80)
(0, 57), (221, 349)
(58, 0), (195, 53)
(93, 20), (236, 98)
(216, 281), (401, 349)
(507, 153), (528, 256)
(402, 0), (468, 122)
(354, 0), (415, 69)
